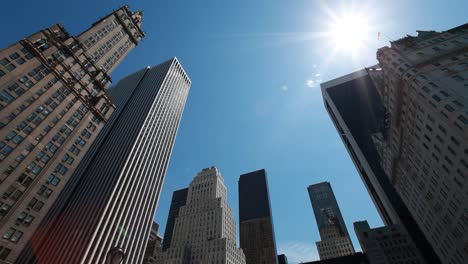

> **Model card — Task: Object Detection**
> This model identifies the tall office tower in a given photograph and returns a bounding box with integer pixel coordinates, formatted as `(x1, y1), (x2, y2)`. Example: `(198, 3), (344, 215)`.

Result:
(322, 24), (467, 264)
(354, 221), (425, 264)
(16, 58), (191, 264)
(320, 68), (439, 263)
(0, 6), (144, 262)
(238, 169), (278, 264)
(161, 188), (188, 251)
(307, 182), (355, 260)
(159, 167), (246, 264)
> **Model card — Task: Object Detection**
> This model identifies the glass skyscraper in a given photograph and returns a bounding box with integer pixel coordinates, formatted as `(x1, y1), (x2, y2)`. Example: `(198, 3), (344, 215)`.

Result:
(238, 169), (278, 264)
(308, 182), (355, 260)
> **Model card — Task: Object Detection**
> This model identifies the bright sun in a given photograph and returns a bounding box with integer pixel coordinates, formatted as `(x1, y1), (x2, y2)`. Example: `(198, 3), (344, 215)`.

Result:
(327, 13), (371, 55)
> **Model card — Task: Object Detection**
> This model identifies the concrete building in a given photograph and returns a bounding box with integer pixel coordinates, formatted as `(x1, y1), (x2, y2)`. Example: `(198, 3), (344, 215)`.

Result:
(0, 6), (144, 262)
(158, 167), (246, 264)
(162, 188), (189, 252)
(354, 221), (425, 264)
(321, 23), (468, 263)
(16, 58), (191, 264)
(307, 182), (355, 260)
(371, 24), (468, 264)
(143, 222), (161, 263)
(238, 169), (278, 264)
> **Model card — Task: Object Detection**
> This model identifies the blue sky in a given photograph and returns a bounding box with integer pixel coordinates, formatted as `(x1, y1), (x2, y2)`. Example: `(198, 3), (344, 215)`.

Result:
(2, 0), (467, 262)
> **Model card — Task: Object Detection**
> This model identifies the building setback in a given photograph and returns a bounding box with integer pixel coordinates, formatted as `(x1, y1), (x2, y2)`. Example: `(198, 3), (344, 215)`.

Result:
(354, 220), (425, 264)
(278, 254), (288, 264)
(307, 182), (355, 260)
(0, 6), (143, 262)
(16, 57), (191, 264)
(161, 188), (189, 252)
(320, 68), (440, 263)
(238, 169), (278, 264)
(158, 167), (246, 264)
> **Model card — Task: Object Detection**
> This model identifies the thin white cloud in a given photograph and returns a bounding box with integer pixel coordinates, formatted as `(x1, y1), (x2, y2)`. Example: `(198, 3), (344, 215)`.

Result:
(312, 64), (317, 68)
(278, 241), (319, 264)
(281, 85), (288, 91)
(306, 80), (316, 88)
(315, 73), (321, 77)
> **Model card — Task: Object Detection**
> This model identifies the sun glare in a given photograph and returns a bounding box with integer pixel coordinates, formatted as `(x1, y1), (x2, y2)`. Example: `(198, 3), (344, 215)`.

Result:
(327, 13), (371, 55)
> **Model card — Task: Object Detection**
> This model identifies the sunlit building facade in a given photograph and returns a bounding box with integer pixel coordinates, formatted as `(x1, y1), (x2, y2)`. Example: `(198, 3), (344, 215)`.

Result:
(159, 167), (246, 264)
(0, 6), (144, 262)
(16, 58), (191, 264)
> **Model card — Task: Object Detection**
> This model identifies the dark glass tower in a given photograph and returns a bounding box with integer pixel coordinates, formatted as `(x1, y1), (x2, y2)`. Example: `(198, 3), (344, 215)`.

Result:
(162, 187), (188, 251)
(17, 58), (191, 264)
(238, 169), (278, 264)
(308, 182), (355, 259)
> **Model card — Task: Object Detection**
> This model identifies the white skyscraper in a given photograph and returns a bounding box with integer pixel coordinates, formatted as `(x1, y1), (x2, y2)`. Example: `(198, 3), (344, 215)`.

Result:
(159, 167), (246, 264)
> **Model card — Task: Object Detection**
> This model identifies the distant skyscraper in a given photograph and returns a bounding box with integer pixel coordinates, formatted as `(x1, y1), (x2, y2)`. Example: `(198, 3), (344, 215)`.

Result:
(162, 188), (188, 251)
(354, 221), (425, 264)
(0, 6), (143, 262)
(278, 254), (288, 264)
(308, 182), (355, 259)
(238, 169), (278, 264)
(158, 167), (246, 264)
(321, 23), (468, 263)
(16, 57), (191, 264)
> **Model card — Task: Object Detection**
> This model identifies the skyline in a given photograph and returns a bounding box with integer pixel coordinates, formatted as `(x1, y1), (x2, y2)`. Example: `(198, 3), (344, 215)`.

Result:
(1, 1), (467, 263)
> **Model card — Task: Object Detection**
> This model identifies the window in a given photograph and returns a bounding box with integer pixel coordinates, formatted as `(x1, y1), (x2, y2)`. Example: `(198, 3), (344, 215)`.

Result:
(17, 174), (33, 188)
(452, 75), (464, 81)
(46, 174), (61, 186)
(458, 115), (468, 125)
(0, 202), (11, 218)
(16, 212), (34, 226)
(37, 185), (53, 198)
(27, 198), (44, 211)
(0, 90), (14, 103)
(0, 246), (11, 260)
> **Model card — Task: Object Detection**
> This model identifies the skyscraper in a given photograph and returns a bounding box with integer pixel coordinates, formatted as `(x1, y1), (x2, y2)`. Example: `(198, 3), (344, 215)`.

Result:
(354, 221), (425, 264)
(371, 25), (468, 264)
(158, 167), (246, 264)
(143, 222), (161, 264)
(307, 182), (355, 260)
(16, 57), (191, 264)
(321, 23), (468, 263)
(0, 6), (143, 262)
(238, 169), (278, 264)
(162, 188), (189, 252)
(320, 67), (439, 263)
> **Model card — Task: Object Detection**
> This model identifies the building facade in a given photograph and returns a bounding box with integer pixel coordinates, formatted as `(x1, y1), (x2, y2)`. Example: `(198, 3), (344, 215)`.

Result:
(354, 220), (425, 264)
(143, 222), (161, 264)
(158, 167), (246, 264)
(301, 252), (369, 264)
(16, 58), (191, 264)
(162, 188), (189, 252)
(371, 25), (468, 264)
(320, 68), (439, 263)
(238, 169), (278, 264)
(307, 182), (355, 260)
(0, 6), (144, 262)
(321, 23), (468, 264)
